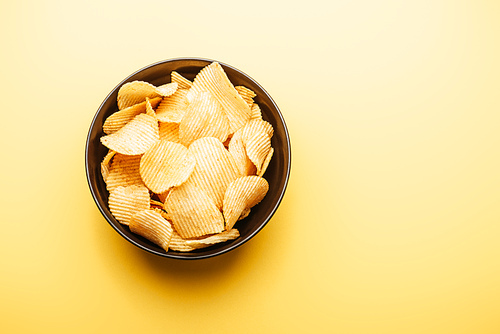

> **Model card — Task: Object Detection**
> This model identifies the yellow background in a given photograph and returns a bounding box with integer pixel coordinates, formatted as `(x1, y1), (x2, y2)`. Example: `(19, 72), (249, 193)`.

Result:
(1, 0), (499, 333)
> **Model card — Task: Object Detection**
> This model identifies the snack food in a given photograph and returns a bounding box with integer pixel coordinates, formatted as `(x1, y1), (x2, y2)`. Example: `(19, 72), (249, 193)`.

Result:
(99, 62), (272, 252)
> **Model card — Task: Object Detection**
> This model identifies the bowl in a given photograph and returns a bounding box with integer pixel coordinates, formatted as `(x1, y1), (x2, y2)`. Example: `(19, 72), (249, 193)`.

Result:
(85, 57), (291, 259)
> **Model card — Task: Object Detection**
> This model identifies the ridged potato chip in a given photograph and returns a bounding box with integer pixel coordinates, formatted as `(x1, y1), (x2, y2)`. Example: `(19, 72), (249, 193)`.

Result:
(155, 89), (189, 123)
(235, 85), (256, 107)
(179, 91), (230, 147)
(223, 175), (269, 230)
(155, 82), (178, 97)
(242, 118), (274, 140)
(106, 153), (144, 191)
(190, 62), (251, 133)
(158, 121), (180, 143)
(245, 130), (272, 176)
(103, 97), (161, 134)
(140, 140), (195, 194)
(171, 71), (192, 89)
(168, 230), (196, 252)
(129, 209), (173, 252)
(164, 181), (225, 238)
(108, 185), (150, 225)
(187, 137), (240, 210)
(117, 81), (162, 110)
(101, 150), (116, 183)
(228, 129), (256, 177)
(100, 113), (159, 155)
(258, 147), (274, 177)
(185, 229), (240, 249)
(250, 103), (262, 121)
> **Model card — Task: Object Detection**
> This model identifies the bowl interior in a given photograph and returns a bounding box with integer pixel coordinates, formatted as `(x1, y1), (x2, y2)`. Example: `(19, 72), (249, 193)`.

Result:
(86, 58), (291, 259)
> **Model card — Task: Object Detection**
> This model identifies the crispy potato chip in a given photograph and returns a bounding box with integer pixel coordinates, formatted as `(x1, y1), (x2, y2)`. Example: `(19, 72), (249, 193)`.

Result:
(242, 118), (274, 140)
(155, 89), (189, 123)
(171, 71), (192, 89)
(168, 230), (196, 252)
(139, 140), (195, 194)
(129, 209), (173, 252)
(100, 113), (159, 155)
(187, 137), (240, 210)
(258, 147), (274, 177)
(239, 207), (251, 221)
(164, 181), (224, 238)
(108, 185), (150, 225)
(250, 103), (262, 121)
(245, 130), (272, 176)
(228, 129), (256, 177)
(190, 62), (251, 133)
(179, 91), (230, 147)
(101, 150), (116, 183)
(235, 85), (256, 107)
(117, 81), (162, 110)
(223, 176), (269, 230)
(186, 229), (240, 249)
(158, 121), (180, 143)
(103, 97), (161, 134)
(155, 82), (178, 97)
(145, 97), (156, 117)
(106, 153), (144, 191)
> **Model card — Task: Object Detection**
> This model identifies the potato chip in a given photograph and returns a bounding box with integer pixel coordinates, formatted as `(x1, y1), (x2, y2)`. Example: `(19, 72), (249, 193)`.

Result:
(129, 209), (173, 252)
(145, 97), (156, 117)
(100, 113), (159, 155)
(258, 147), (274, 177)
(155, 82), (178, 97)
(117, 81), (162, 110)
(242, 118), (274, 140)
(171, 71), (192, 89)
(164, 181), (224, 238)
(187, 137), (240, 210)
(106, 153), (144, 191)
(108, 185), (150, 225)
(235, 85), (256, 107)
(228, 129), (256, 177)
(155, 89), (189, 123)
(185, 229), (240, 249)
(239, 208), (251, 221)
(190, 62), (251, 133)
(179, 91), (230, 147)
(158, 121), (180, 143)
(245, 130), (272, 176)
(168, 230), (196, 252)
(139, 140), (195, 194)
(103, 97), (161, 134)
(250, 103), (262, 121)
(101, 150), (116, 183)
(223, 176), (269, 230)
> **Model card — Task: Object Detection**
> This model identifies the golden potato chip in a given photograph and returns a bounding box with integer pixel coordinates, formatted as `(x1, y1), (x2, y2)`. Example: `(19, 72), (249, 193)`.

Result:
(179, 91), (230, 147)
(101, 150), (116, 183)
(235, 85), (256, 107)
(187, 137), (240, 210)
(106, 153), (144, 191)
(239, 208), (251, 221)
(242, 118), (274, 140)
(190, 62), (251, 133)
(155, 82), (178, 97)
(100, 113), (159, 155)
(139, 140), (195, 194)
(228, 129), (256, 177)
(103, 97), (161, 134)
(155, 89), (189, 123)
(145, 97), (156, 117)
(117, 81), (162, 110)
(258, 147), (274, 177)
(158, 121), (180, 143)
(164, 181), (224, 238)
(185, 229), (240, 249)
(171, 71), (192, 89)
(246, 130), (272, 176)
(223, 175), (269, 230)
(129, 209), (173, 252)
(108, 185), (150, 225)
(168, 230), (196, 252)
(250, 103), (262, 120)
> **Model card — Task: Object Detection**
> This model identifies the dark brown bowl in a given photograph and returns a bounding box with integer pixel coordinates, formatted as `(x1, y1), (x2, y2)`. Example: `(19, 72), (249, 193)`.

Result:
(85, 58), (291, 259)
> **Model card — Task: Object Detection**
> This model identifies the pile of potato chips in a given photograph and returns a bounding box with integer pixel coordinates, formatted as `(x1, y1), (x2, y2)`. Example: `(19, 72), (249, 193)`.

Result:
(99, 62), (274, 252)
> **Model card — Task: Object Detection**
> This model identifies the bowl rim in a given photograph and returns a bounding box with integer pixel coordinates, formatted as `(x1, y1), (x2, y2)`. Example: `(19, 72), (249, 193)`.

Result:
(85, 57), (291, 260)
